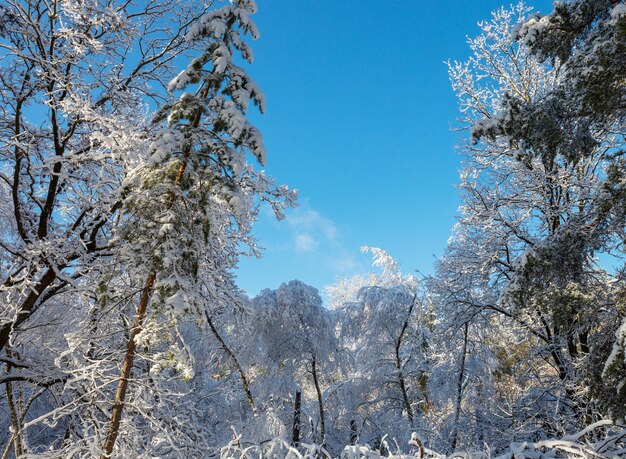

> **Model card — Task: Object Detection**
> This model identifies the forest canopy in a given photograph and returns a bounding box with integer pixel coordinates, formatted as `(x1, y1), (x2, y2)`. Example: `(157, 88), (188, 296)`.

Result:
(0, 0), (625, 457)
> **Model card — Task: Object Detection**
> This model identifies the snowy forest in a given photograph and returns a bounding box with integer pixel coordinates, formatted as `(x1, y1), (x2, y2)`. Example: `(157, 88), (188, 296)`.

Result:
(1, 0), (626, 457)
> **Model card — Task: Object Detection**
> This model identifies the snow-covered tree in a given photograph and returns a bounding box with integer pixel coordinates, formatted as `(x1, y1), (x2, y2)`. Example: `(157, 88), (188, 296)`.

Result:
(470, 0), (626, 422)
(0, 0), (295, 456)
(327, 248), (432, 451)
(0, 0), (216, 455)
(98, 0), (295, 456)
(0, 0), (210, 355)
(246, 281), (337, 450)
(437, 3), (622, 452)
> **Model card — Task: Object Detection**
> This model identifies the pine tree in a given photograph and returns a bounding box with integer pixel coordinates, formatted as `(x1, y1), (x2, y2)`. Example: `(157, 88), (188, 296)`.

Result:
(99, 1), (295, 456)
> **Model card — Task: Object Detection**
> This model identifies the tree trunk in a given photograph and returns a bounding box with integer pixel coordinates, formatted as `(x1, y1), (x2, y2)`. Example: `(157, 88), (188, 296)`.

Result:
(395, 294), (416, 427)
(292, 390), (302, 446)
(5, 366), (24, 457)
(450, 322), (469, 452)
(394, 342), (414, 427)
(350, 419), (358, 445)
(311, 355), (326, 448)
(0, 267), (59, 352)
(100, 272), (155, 459)
(205, 310), (256, 416)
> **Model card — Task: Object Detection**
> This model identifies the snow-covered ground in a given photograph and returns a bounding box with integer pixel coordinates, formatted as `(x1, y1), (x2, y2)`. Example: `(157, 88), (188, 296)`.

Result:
(219, 421), (626, 459)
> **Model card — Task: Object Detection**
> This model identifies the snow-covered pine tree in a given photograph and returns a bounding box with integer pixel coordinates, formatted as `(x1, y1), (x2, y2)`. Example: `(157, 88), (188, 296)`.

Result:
(99, 1), (295, 456)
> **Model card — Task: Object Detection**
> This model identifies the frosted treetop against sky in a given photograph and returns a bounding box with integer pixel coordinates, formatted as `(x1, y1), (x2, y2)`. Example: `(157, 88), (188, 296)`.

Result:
(236, 0), (553, 297)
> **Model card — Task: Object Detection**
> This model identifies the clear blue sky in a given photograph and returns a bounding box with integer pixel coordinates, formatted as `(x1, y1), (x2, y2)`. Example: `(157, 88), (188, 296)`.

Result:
(236, 0), (552, 297)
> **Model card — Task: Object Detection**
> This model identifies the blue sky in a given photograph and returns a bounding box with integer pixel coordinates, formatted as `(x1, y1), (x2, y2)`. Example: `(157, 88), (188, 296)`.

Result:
(236, 0), (552, 297)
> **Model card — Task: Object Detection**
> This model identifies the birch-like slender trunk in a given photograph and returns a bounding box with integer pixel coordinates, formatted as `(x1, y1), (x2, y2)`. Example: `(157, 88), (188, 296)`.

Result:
(5, 375), (24, 457)
(450, 322), (469, 452)
(205, 310), (257, 416)
(394, 295), (417, 427)
(311, 355), (326, 449)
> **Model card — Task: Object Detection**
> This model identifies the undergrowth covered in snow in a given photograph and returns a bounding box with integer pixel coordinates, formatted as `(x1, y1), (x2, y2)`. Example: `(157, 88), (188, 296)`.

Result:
(219, 421), (626, 459)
